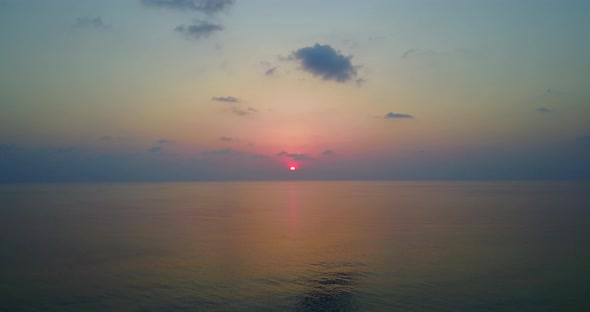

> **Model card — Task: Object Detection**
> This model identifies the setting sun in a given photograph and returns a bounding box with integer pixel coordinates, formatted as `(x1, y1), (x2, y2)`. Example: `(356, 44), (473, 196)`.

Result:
(289, 166), (296, 171)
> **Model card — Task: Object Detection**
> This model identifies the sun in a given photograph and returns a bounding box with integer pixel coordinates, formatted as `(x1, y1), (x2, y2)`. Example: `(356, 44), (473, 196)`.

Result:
(289, 166), (296, 171)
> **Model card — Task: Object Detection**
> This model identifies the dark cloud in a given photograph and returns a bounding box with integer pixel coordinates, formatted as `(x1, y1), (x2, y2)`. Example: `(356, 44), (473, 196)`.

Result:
(265, 66), (278, 76)
(577, 136), (590, 144)
(321, 150), (334, 156)
(100, 136), (113, 140)
(175, 21), (223, 39)
(289, 43), (359, 83)
(536, 107), (551, 113)
(212, 96), (238, 102)
(148, 146), (162, 153)
(140, 0), (235, 14)
(219, 137), (233, 141)
(385, 112), (414, 119)
(277, 151), (313, 160)
(158, 139), (173, 144)
(74, 17), (108, 29)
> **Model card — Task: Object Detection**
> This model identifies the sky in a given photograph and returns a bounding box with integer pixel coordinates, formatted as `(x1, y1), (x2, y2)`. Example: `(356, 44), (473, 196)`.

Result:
(1, 0), (589, 182)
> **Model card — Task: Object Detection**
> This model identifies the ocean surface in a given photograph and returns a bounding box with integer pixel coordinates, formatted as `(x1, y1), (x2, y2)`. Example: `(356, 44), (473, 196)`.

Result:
(1, 181), (589, 311)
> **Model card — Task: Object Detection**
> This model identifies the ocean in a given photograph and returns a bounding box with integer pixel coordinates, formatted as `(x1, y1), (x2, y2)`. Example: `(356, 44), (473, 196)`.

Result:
(1, 181), (589, 311)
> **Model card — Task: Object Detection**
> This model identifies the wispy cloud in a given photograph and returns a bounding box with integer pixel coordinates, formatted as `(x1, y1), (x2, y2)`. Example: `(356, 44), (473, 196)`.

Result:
(536, 107), (551, 113)
(276, 151), (313, 160)
(201, 148), (269, 160)
(99, 135), (131, 143)
(384, 112), (414, 119)
(74, 17), (109, 29)
(147, 146), (162, 153)
(175, 21), (223, 39)
(289, 43), (360, 83)
(321, 149), (334, 156)
(231, 106), (258, 116)
(202, 148), (241, 156)
(38, 146), (79, 154)
(147, 139), (172, 153)
(401, 48), (437, 59)
(212, 96), (238, 103)
(265, 66), (278, 76)
(219, 137), (233, 141)
(140, 0), (235, 14)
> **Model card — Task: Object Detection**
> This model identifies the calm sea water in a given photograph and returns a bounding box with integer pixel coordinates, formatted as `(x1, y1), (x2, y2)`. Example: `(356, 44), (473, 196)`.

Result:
(1, 181), (589, 311)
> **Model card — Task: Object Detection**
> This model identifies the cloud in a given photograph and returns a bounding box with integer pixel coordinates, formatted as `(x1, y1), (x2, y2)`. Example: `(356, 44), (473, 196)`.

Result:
(321, 149), (334, 156)
(175, 21), (223, 39)
(276, 151), (313, 160)
(402, 48), (437, 59)
(148, 146), (162, 153)
(368, 35), (386, 41)
(219, 137), (233, 141)
(289, 43), (359, 83)
(385, 112), (414, 119)
(212, 96), (238, 103)
(577, 136), (590, 144)
(201, 148), (269, 160)
(231, 106), (257, 116)
(140, 0), (235, 14)
(38, 146), (79, 154)
(147, 139), (172, 153)
(543, 88), (563, 97)
(99, 135), (131, 143)
(536, 107), (551, 113)
(341, 38), (359, 49)
(201, 148), (241, 156)
(530, 88), (568, 108)
(74, 17), (108, 29)
(265, 66), (278, 76)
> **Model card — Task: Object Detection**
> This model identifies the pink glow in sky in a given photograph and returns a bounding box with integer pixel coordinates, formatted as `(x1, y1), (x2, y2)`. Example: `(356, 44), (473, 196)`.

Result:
(0, 1), (589, 181)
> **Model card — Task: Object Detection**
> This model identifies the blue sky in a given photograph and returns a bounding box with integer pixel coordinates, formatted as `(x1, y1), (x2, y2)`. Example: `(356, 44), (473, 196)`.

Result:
(1, 0), (589, 181)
